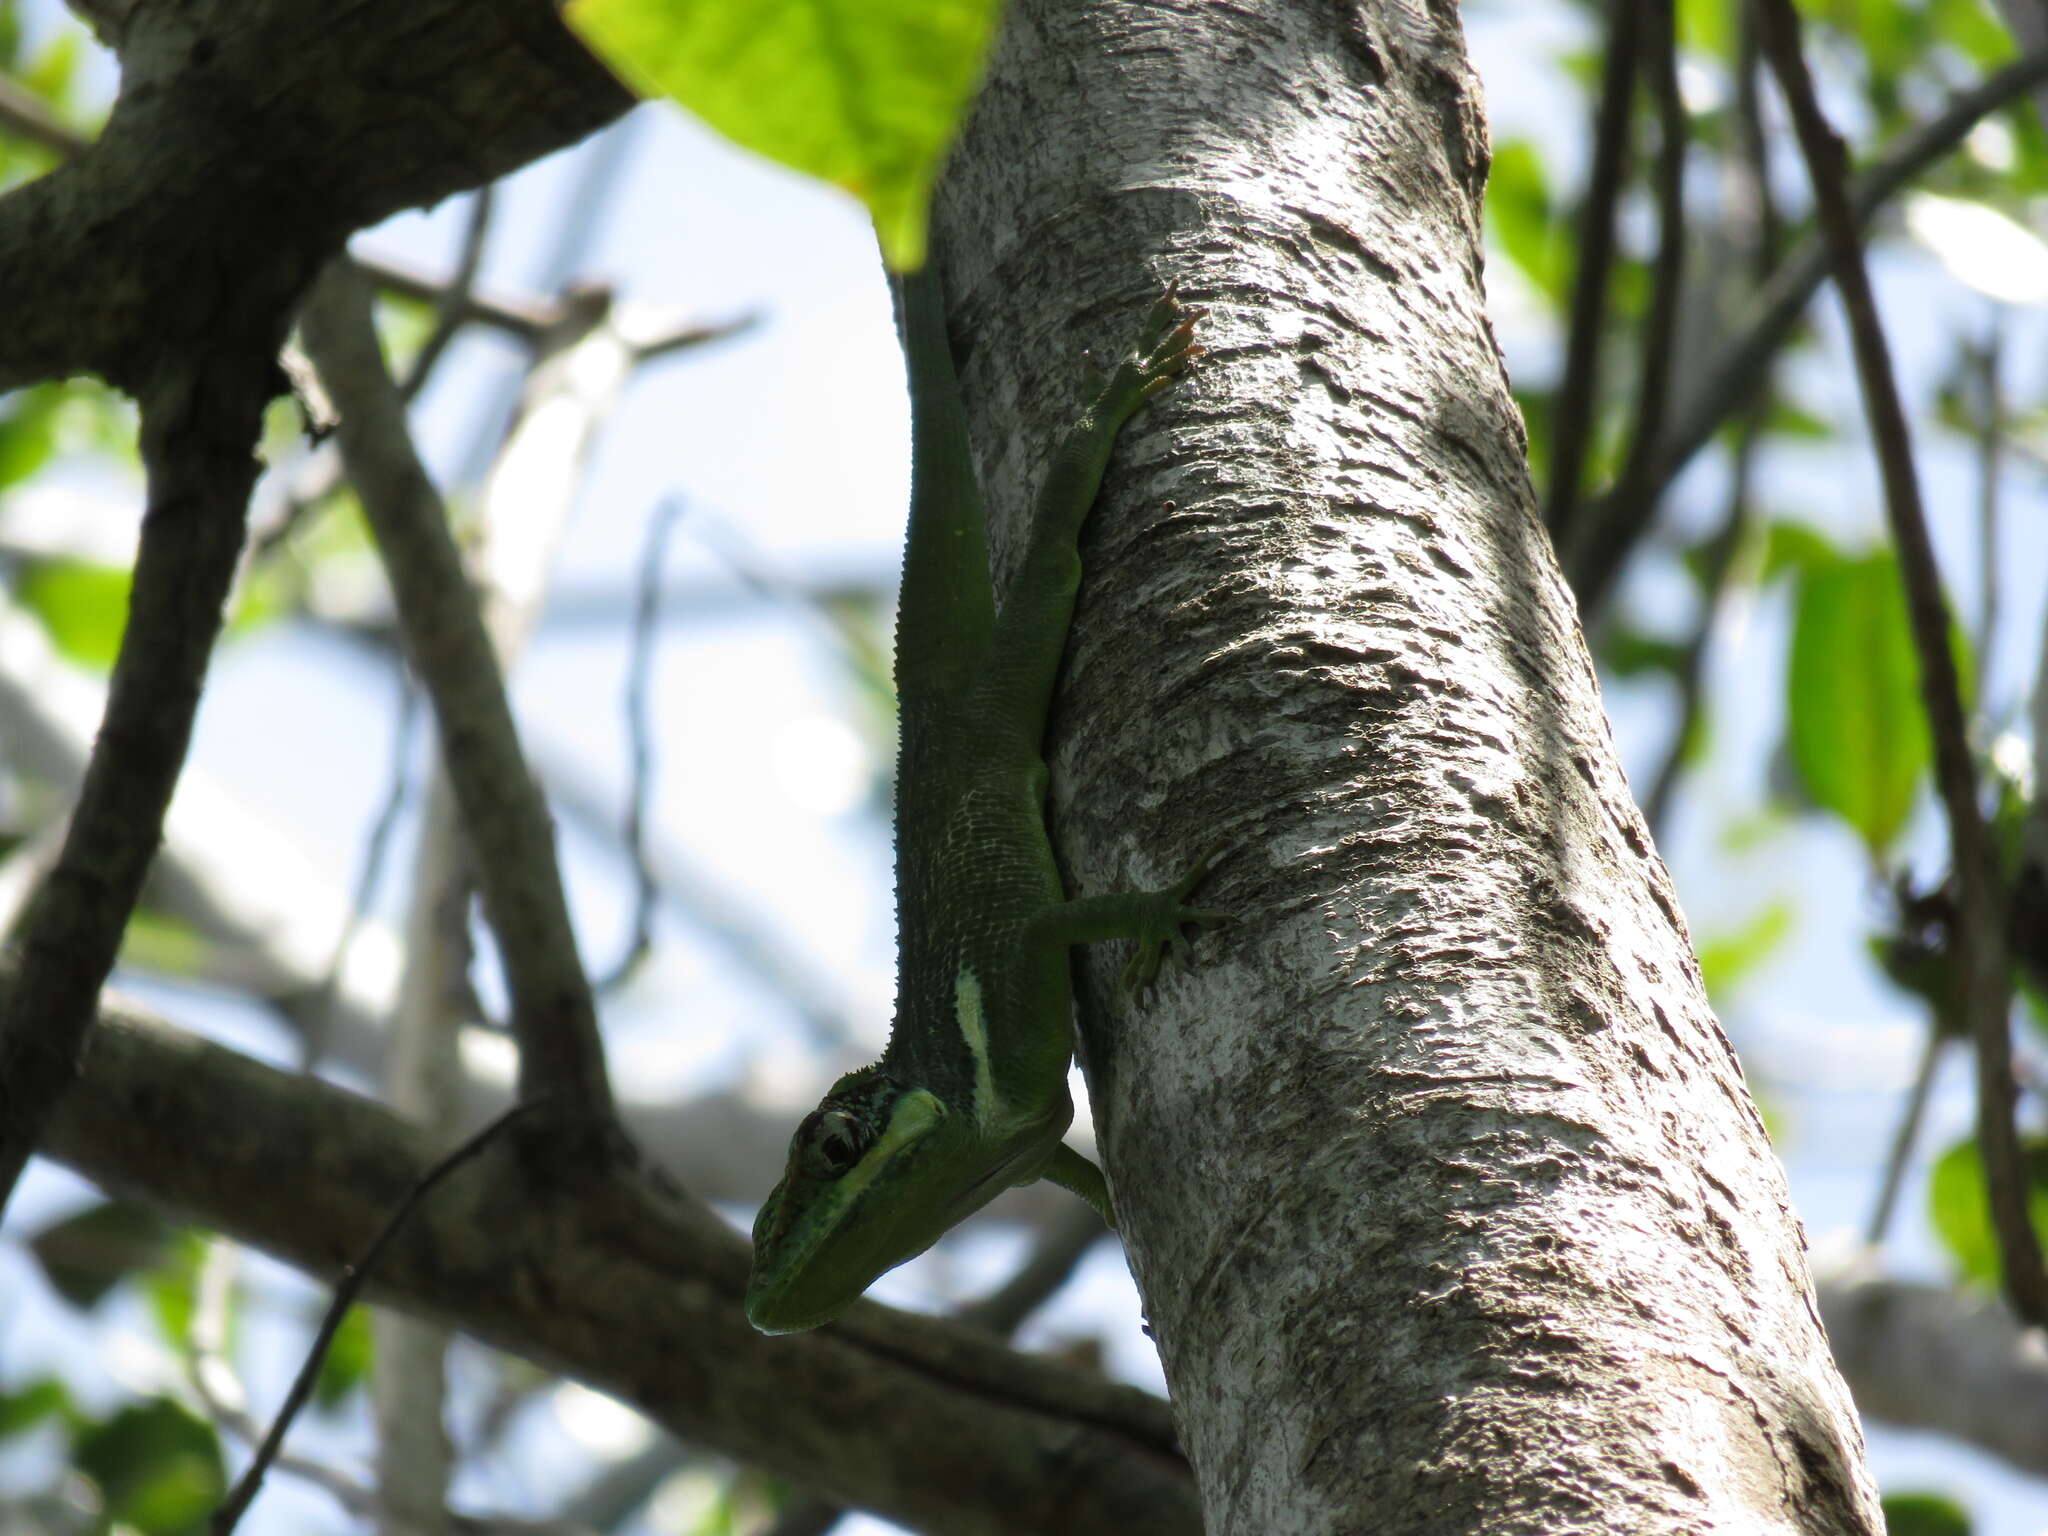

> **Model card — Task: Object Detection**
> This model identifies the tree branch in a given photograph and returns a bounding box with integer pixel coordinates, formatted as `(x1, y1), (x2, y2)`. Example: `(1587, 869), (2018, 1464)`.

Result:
(1754, 0), (2046, 1325)
(1542, 0), (1639, 547)
(1567, 0), (1689, 618)
(1643, 45), (2048, 503)
(0, 348), (275, 1216)
(34, 981), (1199, 1536)
(0, 0), (628, 393)
(298, 262), (618, 1157)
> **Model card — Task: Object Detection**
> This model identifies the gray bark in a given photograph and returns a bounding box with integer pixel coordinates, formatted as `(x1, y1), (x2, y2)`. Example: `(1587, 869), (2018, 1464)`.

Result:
(932, 1), (1883, 1531)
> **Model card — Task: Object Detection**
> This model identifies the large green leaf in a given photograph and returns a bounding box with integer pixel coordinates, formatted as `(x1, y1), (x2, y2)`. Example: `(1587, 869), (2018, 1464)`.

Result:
(567, 0), (1001, 268)
(1927, 1136), (2048, 1287)
(1785, 549), (1929, 857)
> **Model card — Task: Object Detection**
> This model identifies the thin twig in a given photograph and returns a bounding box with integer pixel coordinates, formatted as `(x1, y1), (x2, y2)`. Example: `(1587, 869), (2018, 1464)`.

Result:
(1865, 1020), (1945, 1248)
(0, 75), (83, 154)
(1642, 419), (1758, 839)
(210, 1098), (544, 1536)
(597, 498), (687, 994)
(1971, 326), (2005, 699)
(1754, 0), (2046, 1325)
(1569, 0), (1690, 618)
(302, 674), (420, 1072)
(187, 1241), (379, 1516)
(1543, 0), (1640, 547)
(400, 185), (498, 403)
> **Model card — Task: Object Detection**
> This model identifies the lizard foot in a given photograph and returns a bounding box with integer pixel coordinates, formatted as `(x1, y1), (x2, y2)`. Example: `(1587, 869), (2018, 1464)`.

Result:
(1119, 839), (1233, 1000)
(1097, 286), (1206, 423)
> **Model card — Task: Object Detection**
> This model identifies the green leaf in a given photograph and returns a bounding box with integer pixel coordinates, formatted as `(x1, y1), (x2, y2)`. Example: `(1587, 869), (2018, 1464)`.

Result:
(1882, 1490), (1973, 1536)
(315, 1304), (374, 1410)
(0, 1378), (71, 1439)
(1757, 520), (1838, 583)
(566, 0), (1001, 268)
(73, 1398), (224, 1536)
(17, 558), (132, 671)
(1485, 139), (1564, 303)
(1697, 901), (1794, 1000)
(0, 384), (63, 487)
(1785, 550), (1929, 857)
(1927, 1136), (2048, 1287)
(145, 1230), (212, 1347)
(119, 909), (214, 978)
(29, 1200), (174, 1311)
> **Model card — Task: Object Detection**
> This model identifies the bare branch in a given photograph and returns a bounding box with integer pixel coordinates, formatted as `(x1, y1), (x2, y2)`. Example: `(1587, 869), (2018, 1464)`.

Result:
(0, 349), (274, 1216)
(0, 0), (628, 393)
(298, 262), (618, 1157)
(1567, 0), (1689, 618)
(1645, 46), (2048, 502)
(1754, 0), (2045, 1325)
(1817, 1252), (2048, 1479)
(597, 499), (688, 993)
(1542, 0), (1639, 547)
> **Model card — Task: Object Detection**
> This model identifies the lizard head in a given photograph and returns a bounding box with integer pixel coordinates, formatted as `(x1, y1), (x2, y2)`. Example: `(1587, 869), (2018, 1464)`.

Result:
(745, 1066), (981, 1334)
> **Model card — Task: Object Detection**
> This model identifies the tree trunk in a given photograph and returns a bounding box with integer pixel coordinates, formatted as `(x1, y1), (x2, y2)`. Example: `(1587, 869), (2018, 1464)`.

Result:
(933, 2), (1884, 1531)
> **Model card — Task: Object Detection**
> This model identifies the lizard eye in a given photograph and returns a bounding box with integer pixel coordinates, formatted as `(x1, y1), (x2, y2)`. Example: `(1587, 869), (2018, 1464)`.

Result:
(801, 1109), (866, 1178)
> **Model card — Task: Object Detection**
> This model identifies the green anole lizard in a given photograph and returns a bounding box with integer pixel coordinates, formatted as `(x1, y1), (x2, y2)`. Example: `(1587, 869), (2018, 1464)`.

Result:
(744, 264), (1224, 1334)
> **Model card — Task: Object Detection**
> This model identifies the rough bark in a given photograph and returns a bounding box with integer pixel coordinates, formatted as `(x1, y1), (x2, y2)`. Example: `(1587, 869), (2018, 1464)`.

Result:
(931, 1), (1883, 1531)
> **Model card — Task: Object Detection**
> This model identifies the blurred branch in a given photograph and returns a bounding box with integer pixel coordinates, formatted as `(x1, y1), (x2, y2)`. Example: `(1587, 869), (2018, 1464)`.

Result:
(1863, 1017), (1943, 1248)
(536, 750), (860, 1052)
(1567, 0), (1688, 619)
(596, 498), (688, 994)
(1755, 0), (2044, 1326)
(1970, 327), (2005, 697)
(374, 769), (475, 1536)
(300, 262), (618, 1158)
(305, 675), (421, 1072)
(1644, 44), (2048, 503)
(0, 348), (275, 1216)
(1817, 1250), (2048, 1478)
(1641, 420), (1758, 839)
(1542, 0), (1639, 547)
(401, 186), (499, 402)
(0, 74), (81, 153)
(1642, 4), (1783, 838)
